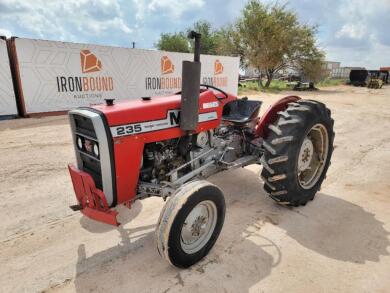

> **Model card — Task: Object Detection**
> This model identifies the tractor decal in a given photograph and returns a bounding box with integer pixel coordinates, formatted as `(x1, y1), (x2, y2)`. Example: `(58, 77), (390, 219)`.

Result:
(110, 109), (218, 137)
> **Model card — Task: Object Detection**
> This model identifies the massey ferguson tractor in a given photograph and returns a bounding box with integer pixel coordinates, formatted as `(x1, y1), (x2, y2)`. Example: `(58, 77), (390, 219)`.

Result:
(68, 32), (335, 268)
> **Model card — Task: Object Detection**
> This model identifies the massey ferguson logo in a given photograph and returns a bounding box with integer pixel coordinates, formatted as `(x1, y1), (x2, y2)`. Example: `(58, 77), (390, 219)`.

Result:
(56, 50), (114, 97)
(80, 50), (102, 73)
(145, 55), (181, 91)
(202, 59), (228, 87)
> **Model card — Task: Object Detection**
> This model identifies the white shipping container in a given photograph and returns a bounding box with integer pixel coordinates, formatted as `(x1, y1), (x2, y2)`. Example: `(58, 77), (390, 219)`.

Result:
(0, 39), (18, 116)
(12, 38), (239, 115)
(331, 67), (351, 79)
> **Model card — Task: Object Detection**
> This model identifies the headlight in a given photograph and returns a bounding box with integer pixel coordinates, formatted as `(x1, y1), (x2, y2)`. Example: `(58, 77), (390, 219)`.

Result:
(93, 143), (99, 157)
(77, 137), (83, 149)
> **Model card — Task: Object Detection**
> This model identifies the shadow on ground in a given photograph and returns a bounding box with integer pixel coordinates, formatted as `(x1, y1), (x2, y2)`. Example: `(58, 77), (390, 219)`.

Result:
(70, 168), (389, 292)
(79, 200), (143, 233)
(278, 193), (390, 263)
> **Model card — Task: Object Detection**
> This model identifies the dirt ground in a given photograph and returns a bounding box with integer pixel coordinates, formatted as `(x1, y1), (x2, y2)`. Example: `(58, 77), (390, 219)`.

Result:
(0, 85), (389, 293)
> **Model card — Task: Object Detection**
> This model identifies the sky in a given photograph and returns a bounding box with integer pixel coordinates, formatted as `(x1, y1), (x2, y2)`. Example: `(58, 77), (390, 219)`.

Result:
(0, 0), (389, 68)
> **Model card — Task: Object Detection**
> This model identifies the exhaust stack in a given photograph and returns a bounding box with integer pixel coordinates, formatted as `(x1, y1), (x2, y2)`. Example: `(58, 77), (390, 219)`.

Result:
(180, 31), (201, 131)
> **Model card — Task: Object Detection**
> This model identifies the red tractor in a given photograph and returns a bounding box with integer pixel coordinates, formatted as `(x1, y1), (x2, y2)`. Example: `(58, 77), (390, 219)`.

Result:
(68, 32), (334, 268)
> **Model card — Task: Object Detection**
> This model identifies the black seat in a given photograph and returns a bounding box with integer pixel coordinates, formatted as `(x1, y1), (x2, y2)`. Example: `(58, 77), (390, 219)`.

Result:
(222, 98), (262, 124)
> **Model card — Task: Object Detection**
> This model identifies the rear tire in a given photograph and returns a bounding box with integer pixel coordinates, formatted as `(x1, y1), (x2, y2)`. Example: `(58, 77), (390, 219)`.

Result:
(156, 180), (225, 268)
(261, 99), (335, 206)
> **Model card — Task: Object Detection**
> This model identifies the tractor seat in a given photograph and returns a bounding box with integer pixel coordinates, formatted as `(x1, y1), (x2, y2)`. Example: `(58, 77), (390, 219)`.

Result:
(222, 98), (262, 124)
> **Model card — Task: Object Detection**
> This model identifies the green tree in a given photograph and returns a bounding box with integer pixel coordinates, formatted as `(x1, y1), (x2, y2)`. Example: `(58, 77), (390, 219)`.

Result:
(299, 57), (327, 83)
(155, 32), (190, 53)
(237, 0), (323, 87)
(214, 24), (244, 61)
(156, 20), (239, 56)
(188, 21), (219, 55)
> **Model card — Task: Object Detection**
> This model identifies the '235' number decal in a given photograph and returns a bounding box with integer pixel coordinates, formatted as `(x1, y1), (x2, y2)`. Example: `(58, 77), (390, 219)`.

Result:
(116, 124), (142, 136)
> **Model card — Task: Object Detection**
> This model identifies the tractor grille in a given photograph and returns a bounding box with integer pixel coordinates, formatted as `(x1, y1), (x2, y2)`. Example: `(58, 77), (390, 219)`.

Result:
(80, 152), (102, 189)
(73, 114), (97, 138)
(72, 114), (103, 190)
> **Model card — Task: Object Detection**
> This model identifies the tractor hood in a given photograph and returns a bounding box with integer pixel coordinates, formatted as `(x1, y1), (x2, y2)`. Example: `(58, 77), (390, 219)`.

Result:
(90, 90), (221, 127)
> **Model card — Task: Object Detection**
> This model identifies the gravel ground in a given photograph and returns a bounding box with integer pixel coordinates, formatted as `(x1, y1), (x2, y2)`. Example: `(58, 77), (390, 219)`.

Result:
(0, 85), (389, 293)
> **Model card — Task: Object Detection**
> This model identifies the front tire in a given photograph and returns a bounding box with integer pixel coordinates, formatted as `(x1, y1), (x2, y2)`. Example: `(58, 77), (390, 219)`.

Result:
(261, 99), (335, 206)
(156, 180), (226, 268)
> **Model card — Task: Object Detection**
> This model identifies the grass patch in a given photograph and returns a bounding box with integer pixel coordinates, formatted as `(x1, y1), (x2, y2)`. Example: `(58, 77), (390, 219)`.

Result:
(316, 78), (347, 87)
(238, 79), (289, 95)
(239, 78), (347, 95)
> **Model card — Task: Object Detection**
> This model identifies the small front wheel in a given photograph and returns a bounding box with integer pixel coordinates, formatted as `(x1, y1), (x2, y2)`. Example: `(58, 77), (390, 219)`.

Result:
(156, 180), (226, 268)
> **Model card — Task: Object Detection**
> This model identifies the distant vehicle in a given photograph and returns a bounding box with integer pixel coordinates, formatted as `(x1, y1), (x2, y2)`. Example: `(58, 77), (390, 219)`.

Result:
(349, 69), (368, 86)
(279, 74), (301, 82)
(379, 70), (389, 84)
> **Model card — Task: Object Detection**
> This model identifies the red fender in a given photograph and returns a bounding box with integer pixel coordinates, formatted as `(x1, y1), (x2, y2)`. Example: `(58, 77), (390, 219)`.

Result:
(255, 95), (301, 138)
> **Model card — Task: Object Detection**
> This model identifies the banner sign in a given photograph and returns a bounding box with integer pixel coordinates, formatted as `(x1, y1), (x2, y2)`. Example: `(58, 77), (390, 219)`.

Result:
(13, 38), (239, 115)
(0, 39), (18, 116)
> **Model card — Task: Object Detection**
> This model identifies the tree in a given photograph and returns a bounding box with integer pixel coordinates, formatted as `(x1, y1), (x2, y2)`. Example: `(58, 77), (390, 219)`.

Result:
(188, 21), (219, 55)
(214, 24), (244, 63)
(155, 32), (190, 53)
(236, 0), (323, 87)
(299, 57), (328, 83)
(155, 20), (239, 56)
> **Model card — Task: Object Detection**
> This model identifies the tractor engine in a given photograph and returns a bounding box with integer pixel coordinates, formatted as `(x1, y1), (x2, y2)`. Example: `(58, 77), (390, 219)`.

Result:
(139, 124), (253, 185)
(140, 138), (186, 183)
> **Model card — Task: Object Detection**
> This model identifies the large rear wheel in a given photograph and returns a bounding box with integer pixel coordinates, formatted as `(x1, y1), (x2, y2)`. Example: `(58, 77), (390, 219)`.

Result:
(261, 99), (335, 206)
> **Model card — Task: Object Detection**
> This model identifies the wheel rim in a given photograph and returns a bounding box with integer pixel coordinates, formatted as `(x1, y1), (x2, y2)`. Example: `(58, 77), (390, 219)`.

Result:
(297, 123), (329, 189)
(180, 200), (218, 254)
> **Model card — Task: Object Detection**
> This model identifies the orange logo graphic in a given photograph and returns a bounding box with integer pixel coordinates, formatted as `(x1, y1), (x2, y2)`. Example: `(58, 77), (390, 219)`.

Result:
(161, 56), (174, 74)
(214, 59), (224, 75)
(80, 50), (102, 73)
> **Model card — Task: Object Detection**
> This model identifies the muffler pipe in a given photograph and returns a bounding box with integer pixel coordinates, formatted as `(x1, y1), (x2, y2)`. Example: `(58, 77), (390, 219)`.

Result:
(180, 31), (201, 132)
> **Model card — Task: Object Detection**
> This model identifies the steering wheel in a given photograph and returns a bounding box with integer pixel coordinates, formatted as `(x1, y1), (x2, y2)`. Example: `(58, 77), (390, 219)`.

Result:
(200, 84), (228, 99)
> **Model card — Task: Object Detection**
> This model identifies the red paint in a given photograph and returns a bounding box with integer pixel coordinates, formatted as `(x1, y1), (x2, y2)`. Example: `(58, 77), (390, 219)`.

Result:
(255, 96), (301, 138)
